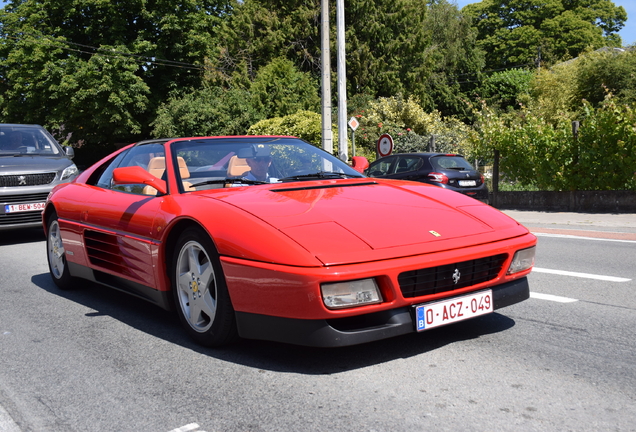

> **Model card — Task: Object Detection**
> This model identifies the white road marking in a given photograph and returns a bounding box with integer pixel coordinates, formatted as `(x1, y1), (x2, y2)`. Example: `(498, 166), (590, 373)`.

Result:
(168, 424), (202, 432)
(530, 292), (578, 303)
(0, 403), (21, 432)
(533, 267), (631, 282)
(533, 232), (636, 243)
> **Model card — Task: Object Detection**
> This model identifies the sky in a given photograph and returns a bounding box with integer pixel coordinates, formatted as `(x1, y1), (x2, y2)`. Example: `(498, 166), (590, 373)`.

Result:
(455, 0), (636, 46)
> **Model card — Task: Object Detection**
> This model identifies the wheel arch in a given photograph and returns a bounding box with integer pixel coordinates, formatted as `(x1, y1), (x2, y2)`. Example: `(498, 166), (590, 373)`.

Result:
(161, 217), (219, 286)
(42, 203), (58, 235)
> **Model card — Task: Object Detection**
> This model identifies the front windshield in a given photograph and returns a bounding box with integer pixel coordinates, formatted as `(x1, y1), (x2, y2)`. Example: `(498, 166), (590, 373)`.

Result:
(0, 126), (63, 156)
(171, 137), (364, 191)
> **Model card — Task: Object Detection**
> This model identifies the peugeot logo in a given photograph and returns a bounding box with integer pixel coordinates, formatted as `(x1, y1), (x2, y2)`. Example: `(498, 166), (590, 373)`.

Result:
(452, 268), (461, 284)
(18, 175), (27, 186)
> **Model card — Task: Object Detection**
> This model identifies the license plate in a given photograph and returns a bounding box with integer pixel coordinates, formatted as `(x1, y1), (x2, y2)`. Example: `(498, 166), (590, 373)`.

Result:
(4, 202), (46, 213)
(415, 290), (493, 331)
(458, 180), (477, 187)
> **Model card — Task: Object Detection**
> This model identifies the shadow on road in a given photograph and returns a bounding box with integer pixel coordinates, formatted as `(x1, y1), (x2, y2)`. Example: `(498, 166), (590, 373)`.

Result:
(32, 272), (516, 374)
(0, 227), (45, 245)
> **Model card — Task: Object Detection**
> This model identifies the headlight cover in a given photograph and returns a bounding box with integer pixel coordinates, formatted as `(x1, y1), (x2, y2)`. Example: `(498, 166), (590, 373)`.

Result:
(507, 246), (536, 275)
(321, 278), (382, 309)
(61, 164), (79, 181)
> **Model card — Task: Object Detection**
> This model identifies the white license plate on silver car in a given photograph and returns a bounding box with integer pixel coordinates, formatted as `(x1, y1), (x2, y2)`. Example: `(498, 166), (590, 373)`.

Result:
(5, 202), (46, 213)
(415, 290), (493, 331)
(458, 180), (477, 187)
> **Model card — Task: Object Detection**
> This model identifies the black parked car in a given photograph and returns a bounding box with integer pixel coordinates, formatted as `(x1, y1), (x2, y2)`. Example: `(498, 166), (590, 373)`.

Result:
(365, 153), (489, 203)
(0, 124), (78, 230)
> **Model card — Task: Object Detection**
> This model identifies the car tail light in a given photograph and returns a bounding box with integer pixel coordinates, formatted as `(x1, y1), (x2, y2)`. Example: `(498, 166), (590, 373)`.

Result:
(428, 172), (449, 184)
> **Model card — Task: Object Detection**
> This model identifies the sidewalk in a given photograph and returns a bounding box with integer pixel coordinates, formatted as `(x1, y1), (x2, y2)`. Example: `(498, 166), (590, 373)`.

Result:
(501, 210), (636, 233)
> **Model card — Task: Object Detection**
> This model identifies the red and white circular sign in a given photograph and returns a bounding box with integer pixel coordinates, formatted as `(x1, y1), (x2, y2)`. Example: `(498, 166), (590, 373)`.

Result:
(377, 133), (393, 157)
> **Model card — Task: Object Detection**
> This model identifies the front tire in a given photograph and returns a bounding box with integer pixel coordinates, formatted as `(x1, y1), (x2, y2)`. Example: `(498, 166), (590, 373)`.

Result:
(172, 227), (237, 347)
(46, 213), (75, 290)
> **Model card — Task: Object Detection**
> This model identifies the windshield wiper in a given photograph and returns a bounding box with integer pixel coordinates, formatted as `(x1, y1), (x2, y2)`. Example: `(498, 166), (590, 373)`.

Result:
(279, 171), (362, 182)
(190, 178), (269, 187)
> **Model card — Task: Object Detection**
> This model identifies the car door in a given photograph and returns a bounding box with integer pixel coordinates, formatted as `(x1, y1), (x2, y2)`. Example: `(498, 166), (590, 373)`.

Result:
(391, 155), (424, 181)
(80, 143), (167, 288)
(367, 155), (397, 177)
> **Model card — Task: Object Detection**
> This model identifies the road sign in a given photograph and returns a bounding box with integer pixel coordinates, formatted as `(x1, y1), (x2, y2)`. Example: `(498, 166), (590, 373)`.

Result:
(377, 133), (393, 157)
(348, 117), (359, 131)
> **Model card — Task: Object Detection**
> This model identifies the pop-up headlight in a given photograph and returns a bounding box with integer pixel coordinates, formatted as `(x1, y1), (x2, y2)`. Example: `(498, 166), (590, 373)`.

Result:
(321, 278), (382, 309)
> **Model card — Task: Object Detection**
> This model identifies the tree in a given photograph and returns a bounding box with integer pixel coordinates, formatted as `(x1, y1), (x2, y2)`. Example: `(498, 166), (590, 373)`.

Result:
(463, 0), (627, 69)
(529, 48), (636, 123)
(214, 0), (484, 119)
(574, 48), (636, 106)
(151, 86), (263, 138)
(250, 57), (320, 118)
(477, 68), (534, 111)
(0, 0), (230, 148)
(248, 110), (326, 146)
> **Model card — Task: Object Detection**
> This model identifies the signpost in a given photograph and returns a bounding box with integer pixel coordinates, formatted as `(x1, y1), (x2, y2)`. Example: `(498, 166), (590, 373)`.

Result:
(348, 117), (359, 157)
(376, 133), (393, 158)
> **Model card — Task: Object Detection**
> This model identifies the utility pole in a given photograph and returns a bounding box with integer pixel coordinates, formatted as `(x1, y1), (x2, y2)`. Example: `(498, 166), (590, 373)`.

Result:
(321, 0), (333, 154)
(336, 0), (348, 161)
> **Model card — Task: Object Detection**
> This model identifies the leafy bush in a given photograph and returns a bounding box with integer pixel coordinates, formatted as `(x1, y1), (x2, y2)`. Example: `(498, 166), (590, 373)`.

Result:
(247, 110), (331, 148)
(151, 86), (262, 138)
(470, 96), (636, 191)
(353, 95), (476, 161)
(477, 68), (534, 111)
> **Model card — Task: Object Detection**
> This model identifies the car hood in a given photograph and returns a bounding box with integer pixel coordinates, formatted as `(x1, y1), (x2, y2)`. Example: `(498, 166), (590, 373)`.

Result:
(0, 155), (72, 174)
(212, 179), (529, 265)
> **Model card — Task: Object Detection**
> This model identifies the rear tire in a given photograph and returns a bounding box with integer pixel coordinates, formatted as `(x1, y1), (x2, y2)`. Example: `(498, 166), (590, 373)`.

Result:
(46, 213), (75, 290)
(172, 227), (238, 347)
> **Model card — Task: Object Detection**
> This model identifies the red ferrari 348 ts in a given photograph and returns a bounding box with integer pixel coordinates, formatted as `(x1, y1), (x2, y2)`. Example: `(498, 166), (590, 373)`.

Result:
(44, 136), (536, 347)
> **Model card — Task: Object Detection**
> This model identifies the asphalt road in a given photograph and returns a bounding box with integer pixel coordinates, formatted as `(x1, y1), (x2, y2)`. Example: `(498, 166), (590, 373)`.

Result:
(1, 212), (635, 432)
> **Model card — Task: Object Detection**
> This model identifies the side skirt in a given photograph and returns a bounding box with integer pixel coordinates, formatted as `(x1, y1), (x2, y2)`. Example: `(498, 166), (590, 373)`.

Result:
(68, 262), (173, 311)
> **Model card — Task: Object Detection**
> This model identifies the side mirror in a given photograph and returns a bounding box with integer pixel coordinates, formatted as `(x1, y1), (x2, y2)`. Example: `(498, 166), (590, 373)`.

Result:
(112, 166), (168, 195)
(64, 146), (75, 159)
(351, 156), (369, 173)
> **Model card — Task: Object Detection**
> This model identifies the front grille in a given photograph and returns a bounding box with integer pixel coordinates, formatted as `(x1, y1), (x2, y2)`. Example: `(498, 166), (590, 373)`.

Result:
(1, 192), (50, 205)
(0, 173), (56, 187)
(0, 192), (50, 226)
(0, 211), (43, 225)
(398, 254), (507, 298)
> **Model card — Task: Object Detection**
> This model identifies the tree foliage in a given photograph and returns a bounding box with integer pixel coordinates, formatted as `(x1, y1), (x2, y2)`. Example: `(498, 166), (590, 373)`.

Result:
(463, 0), (627, 69)
(470, 96), (636, 191)
(151, 86), (262, 138)
(250, 57), (320, 118)
(0, 0), (230, 147)
(530, 48), (636, 123)
(248, 110), (329, 148)
(352, 95), (475, 160)
(477, 69), (534, 112)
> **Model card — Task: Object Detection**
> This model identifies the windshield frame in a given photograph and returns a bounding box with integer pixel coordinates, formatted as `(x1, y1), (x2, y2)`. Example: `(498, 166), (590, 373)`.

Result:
(168, 136), (365, 192)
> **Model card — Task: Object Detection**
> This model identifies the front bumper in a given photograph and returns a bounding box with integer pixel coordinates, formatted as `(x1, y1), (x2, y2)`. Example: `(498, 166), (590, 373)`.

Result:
(235, 277), (529, 347)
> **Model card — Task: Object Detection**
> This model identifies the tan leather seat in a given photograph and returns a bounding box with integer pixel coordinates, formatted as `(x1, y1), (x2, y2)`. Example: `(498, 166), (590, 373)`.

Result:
(177, 157), (195, 192)
(143, 156), (195, 195)
(227, 155), (250, 177)
(143, 157), (166, 195)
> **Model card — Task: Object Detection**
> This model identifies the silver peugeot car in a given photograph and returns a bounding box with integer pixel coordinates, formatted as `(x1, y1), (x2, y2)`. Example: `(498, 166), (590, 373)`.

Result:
(0, 124), (78, 230)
